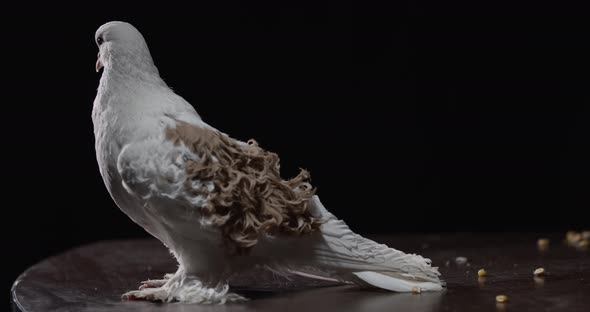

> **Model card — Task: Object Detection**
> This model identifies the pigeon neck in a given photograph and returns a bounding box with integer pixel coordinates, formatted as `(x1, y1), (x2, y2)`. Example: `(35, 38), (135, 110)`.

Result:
(106, 48), (164, 85)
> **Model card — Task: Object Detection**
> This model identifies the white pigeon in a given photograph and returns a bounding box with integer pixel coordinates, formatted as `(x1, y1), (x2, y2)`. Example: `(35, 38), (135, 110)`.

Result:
(92, 21), (443, 304)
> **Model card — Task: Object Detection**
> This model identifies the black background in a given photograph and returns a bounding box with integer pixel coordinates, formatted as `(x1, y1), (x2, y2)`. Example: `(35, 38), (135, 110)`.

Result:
(2, 0), (589, 305)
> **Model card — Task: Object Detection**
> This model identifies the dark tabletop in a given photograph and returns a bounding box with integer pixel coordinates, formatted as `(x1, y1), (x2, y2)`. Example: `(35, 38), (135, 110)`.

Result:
(11, 233), (590, 312)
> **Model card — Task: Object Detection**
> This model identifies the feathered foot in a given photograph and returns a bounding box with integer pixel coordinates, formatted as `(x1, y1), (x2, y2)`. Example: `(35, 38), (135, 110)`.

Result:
(122, 272), (247, 304)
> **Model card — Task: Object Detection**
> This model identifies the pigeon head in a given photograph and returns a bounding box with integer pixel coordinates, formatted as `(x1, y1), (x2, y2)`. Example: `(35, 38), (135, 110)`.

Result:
(95, 21), (158, 76)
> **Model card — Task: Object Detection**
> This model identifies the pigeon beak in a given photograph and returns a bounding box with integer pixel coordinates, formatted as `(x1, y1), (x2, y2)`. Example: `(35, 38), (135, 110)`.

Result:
(96, 52), (103, 72)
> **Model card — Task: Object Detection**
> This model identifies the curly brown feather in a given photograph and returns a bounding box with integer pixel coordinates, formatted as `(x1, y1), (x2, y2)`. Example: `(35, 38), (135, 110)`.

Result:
(165, 121), (321, 254)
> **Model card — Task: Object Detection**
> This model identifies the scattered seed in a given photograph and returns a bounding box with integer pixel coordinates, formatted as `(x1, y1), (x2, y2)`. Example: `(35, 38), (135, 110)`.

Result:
(496, 295), (508, 303)
(534, 268), (545, 276)
(537, 238), (549, 249)
(567, 231), (582, 243)
(478, 269), (487, 277)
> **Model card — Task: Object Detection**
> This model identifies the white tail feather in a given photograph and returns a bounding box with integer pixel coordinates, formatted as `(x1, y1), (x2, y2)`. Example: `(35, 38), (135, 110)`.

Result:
(301, 195), (444, 292)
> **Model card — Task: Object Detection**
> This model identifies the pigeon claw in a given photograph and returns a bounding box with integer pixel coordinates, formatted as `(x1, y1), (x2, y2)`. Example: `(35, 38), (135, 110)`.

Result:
(139, 279), (168, 290)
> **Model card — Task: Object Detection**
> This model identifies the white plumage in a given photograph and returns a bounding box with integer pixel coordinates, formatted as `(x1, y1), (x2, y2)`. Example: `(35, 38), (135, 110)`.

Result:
(92, 21), (443, 304)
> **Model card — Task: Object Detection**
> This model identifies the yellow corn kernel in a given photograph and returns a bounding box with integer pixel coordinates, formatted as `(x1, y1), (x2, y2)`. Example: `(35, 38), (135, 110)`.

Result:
(537, 238), (549, 249)
(534, 267), (545, 276)
(567, 231), (582, 243)
(496, 295), (508, 303)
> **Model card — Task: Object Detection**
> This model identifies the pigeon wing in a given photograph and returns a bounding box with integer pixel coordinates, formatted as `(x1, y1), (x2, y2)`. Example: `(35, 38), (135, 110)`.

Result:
(117, 120), (320, 253)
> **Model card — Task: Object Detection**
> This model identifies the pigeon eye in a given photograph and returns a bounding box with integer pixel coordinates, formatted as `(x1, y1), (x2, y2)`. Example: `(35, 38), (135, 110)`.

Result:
(97, 36), (104, 45)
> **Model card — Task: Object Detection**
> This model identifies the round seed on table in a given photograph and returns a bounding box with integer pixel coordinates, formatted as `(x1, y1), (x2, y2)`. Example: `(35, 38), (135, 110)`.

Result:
(496, 295), (508, 303)
(566, 231), (576, 239)
(478, 269), (487, 277)
(534, 267), (545, 276)
(537, 238), (549, 248)
(567, 231), (582, 243)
